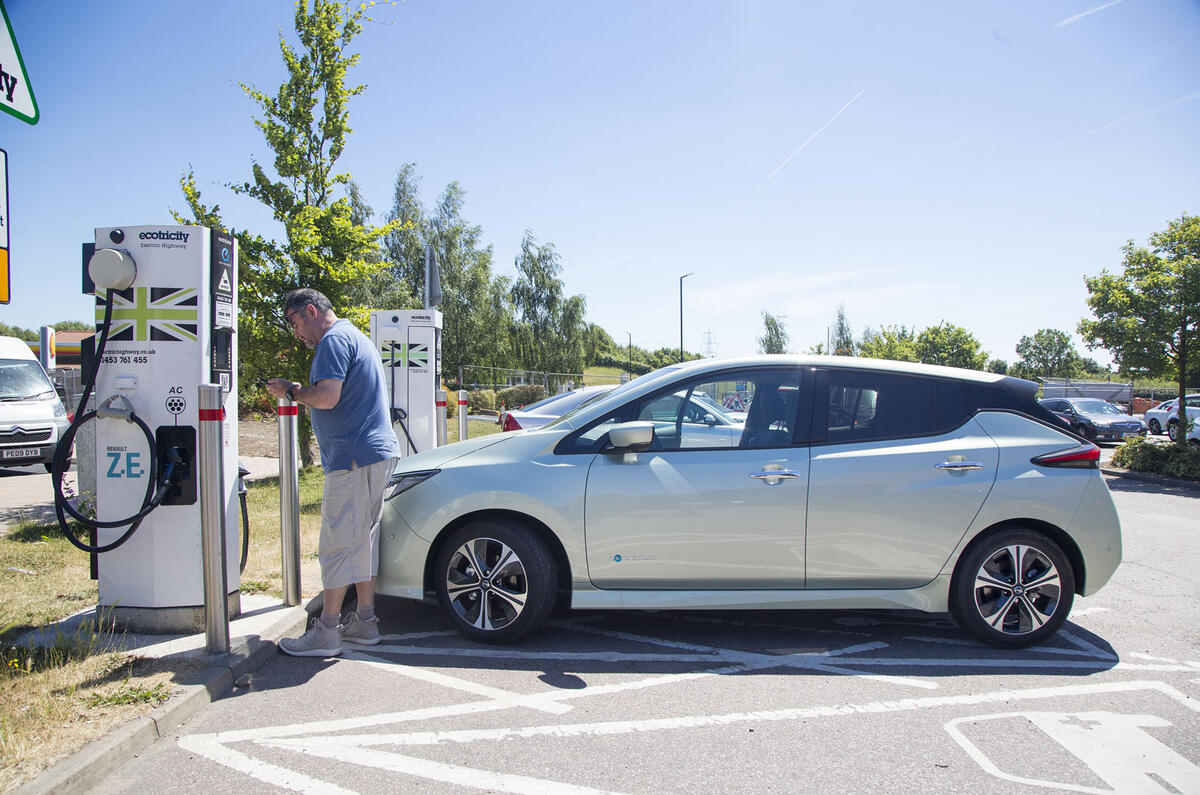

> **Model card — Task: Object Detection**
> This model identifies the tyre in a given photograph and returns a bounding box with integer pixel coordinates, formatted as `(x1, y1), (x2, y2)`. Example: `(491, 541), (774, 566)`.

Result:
(950, 529), (1075, 648)
(1167, 420), (1179, 442)
(1148, 418), (1162, 435)
(1073, 423), (1095, 441)
(434, 519), (558, 644)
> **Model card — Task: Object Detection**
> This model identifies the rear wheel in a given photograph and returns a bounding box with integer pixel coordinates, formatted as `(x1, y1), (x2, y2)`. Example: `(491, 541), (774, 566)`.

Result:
(1167, 420), (1180, 442)
(950, 529), (1075, 648)
(434, 519), (558, 644)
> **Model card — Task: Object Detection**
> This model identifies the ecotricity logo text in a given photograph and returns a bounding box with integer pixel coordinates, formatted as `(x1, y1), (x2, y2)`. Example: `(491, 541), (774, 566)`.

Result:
(138, 230), (190, 242)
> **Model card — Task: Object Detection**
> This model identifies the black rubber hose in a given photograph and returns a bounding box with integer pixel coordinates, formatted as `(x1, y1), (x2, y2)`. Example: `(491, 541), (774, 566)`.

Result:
(238, 462), (250, 573)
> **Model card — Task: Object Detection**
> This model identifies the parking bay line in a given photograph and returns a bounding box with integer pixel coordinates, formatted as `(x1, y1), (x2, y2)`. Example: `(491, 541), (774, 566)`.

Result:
(262, 679), (1200, 751)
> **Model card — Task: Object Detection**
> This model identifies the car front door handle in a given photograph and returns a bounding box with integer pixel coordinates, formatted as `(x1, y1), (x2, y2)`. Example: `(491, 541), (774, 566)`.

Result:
(935, 460), (985, 472)
(749, 470), (802, 480)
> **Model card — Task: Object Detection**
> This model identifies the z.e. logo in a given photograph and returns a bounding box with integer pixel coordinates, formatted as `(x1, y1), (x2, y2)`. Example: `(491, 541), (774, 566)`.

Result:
(105, 452), (144, 479)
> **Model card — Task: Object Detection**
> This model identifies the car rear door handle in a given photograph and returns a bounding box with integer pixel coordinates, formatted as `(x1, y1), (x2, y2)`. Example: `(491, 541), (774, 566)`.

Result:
(935, 460), (985, 472)
(749, 470), (802, 480)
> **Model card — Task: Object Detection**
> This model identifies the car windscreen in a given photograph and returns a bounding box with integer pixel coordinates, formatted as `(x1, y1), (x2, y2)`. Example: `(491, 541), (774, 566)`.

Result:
(544, 367), (682, 429)
(0, 359), (56, 401)
(1073, 399), (1124, 415)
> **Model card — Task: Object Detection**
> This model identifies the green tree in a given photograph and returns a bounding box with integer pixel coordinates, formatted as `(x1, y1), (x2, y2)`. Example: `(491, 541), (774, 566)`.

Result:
(173, 0), (393, 464)
(757, 311), (789, 354)
(914, 324), (989, 370)
(509, 230), (588, 374)
(1013, 328), (1083, 379)
(858, 324), (918, 362)
(1079, 214), (1200, 443)
(832, 303), (855, 356)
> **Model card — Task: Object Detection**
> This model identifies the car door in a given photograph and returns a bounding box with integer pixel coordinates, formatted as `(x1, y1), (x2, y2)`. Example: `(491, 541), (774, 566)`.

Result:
(583, 367), (811, 589)
(805, 370), (998, 589)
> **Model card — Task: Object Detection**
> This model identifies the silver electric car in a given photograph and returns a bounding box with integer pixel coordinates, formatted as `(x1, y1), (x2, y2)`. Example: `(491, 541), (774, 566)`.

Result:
(377, 356), (1122, 648)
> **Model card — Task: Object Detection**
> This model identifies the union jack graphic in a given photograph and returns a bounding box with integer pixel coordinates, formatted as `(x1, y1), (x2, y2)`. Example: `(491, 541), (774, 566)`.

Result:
(379, 341), (429, 369)
(95, 287), (199, 342)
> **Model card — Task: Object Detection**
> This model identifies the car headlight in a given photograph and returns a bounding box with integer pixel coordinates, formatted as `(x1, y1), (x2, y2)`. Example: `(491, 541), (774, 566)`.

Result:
(384, 469), (439, 501)
(53, 400), (67, 418)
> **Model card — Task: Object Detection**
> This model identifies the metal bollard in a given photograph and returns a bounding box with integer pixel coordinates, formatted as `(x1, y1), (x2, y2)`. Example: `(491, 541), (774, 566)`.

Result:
(198, 384), (230, 654)
(458, 389), (468, 442)
(278, 395), (302, 606)
(436, 389), (447, 448)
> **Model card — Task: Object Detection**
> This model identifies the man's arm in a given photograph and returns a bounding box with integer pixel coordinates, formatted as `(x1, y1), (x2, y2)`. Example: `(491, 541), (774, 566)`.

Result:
(267, 378), (342, 409)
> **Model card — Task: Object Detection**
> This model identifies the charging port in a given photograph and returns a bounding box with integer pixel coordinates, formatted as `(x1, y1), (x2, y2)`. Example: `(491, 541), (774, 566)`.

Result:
(155, 426), (196, 505)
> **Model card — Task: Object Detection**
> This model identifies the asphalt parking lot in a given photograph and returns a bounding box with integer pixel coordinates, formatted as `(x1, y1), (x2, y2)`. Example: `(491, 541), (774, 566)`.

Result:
(87, 476), (1200, 794)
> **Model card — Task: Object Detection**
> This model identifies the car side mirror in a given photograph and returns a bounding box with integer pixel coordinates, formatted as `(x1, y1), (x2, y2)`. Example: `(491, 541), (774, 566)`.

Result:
(604, 421), (655, 453)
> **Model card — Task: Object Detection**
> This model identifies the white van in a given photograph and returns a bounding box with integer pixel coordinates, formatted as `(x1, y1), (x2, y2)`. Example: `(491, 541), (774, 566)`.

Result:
(0, 336), (70, 471)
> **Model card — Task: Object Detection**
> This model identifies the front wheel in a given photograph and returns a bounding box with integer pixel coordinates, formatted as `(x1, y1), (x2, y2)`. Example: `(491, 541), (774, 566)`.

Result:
(1148, 418), (1162, 435)
(1167, 420), (1180, 442)
(950, 530), (1075, 648)
(434, 519), (558, 644)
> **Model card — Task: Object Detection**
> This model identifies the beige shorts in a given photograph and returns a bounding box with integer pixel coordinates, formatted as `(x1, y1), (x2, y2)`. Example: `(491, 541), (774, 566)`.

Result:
(319, 457), (396, 590)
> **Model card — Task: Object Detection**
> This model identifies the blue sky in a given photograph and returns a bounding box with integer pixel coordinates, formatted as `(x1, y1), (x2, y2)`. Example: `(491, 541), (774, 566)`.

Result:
(1, 0), (1197, 368)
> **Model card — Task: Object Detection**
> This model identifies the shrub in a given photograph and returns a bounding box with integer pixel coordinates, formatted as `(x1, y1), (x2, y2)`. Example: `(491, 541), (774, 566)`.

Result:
(497, 385), (546, 408)
(1111, 437), (1200, 479)
(442, 385), (456, 420)
(468, 389), (496, 413)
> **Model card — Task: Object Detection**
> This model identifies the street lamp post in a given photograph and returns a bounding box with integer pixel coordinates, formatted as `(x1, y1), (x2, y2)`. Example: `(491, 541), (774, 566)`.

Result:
(679, 272), (693, 363)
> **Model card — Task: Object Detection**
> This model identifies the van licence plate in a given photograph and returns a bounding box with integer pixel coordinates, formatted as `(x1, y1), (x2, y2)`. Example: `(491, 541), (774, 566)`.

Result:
(2, 448), (41, 459)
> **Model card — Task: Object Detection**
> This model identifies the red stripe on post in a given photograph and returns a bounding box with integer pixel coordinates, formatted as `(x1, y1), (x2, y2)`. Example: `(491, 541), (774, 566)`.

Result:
(277, 405), (299, 416)
(199, 409), (225, 421)
(457, 399), (468, 406)
(436, 400), (447, 407)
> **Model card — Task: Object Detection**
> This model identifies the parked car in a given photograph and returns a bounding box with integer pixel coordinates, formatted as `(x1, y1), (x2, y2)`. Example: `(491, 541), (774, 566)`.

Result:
(1143, 395), (1200, 440)
(379, 357), (1118, 653)
(1037, 397), (1146, 442)
(500, 384), (618, 431)
(0, 336), (71, 471)
(377, 356), (1121, 649)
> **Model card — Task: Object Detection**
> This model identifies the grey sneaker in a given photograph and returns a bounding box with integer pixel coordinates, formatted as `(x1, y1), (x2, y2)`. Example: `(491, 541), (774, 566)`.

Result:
(279, 618), (343, 657)
(341, 613), (381, 646)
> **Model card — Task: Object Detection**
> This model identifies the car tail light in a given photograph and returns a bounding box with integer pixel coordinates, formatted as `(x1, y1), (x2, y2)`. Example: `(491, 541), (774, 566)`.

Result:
(502, 414), (522, 432)
(1031, 444), (1100, 469)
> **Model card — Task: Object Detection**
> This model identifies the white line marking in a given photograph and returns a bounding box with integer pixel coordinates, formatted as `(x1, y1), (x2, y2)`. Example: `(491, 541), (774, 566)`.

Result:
(342, 650), (571, 715)
(257, 680), (1200, 751)
(1056, 628), (1117, 659)
(1066, 607), (1110, 617)
(259, 742), (626, 795)
(177, 735), (356, 794)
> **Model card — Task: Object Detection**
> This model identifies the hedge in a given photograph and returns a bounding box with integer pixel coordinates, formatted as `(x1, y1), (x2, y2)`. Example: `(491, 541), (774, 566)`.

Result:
(1111, 437), (1200, 479)
(468, 389), (496, 413)
(497, 384), (546, 408)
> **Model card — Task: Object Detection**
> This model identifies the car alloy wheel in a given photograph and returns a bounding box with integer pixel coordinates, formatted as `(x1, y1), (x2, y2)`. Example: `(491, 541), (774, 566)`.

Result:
(1148, 419), (1162, 435)
(1168, 421), (1180, 442)
(951, 530), (1075, 648)
(434, 520), (557, 643)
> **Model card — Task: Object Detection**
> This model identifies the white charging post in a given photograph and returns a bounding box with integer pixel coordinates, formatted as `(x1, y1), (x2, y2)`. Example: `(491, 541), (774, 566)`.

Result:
(370, 309), (442, 456)
(85, 225), (240, 633)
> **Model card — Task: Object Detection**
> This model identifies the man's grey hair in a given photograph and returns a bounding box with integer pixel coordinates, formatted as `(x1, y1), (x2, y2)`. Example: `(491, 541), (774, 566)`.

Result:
(283, 288), (333, 317)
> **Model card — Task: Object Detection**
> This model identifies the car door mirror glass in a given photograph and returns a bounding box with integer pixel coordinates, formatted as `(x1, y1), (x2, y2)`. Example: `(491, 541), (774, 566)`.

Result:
(605, 421), (655, 453)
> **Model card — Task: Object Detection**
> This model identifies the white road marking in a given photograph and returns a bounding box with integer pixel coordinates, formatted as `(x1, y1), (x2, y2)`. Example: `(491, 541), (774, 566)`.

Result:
(341, 650), (572, 715)
(946, 710), (1200, 793)
(177, 735), (356, 795)
(260, 742), (625, 795)
(1067, 607), (1110, 617)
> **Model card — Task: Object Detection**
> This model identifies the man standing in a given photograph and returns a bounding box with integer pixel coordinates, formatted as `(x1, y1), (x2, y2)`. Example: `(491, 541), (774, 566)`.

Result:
(268, 288), (400, 657)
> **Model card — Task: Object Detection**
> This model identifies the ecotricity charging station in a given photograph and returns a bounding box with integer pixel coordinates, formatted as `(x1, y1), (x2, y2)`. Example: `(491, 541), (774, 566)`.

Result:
(370, 309), (442, 456)
(54, 224), (240, 633)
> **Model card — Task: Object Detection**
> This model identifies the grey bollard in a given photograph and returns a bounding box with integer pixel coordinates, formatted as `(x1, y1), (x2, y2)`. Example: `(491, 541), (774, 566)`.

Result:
(458, 390), (468, 442)
(436, 389), (448, 448)
(198, 384), (230, 654)
(278, 396), (302, 606)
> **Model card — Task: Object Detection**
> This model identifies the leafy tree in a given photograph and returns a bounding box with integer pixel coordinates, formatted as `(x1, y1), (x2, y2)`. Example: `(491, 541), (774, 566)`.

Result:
(757, 311), (789, 354)
(987, 359), (1009, 374)
(1013, 329), (1083, 379)
(509, 230), (588, 374)
(832, 303), (855, 356)
(858, 324), (918, 362)
(914, 324), (989, 370)
(0, 323), (35, 340)
(173, 0), (393, 464)
(1079, 214), (1200, 443)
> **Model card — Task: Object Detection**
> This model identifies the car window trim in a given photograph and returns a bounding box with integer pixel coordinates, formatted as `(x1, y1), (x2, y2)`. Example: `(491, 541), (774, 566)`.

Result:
(812, 368), (972, 448)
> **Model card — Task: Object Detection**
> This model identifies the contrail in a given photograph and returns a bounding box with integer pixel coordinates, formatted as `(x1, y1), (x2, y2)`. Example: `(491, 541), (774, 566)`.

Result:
(760, 89), (865, 186)
(1054, 0), (1125, 28)
(1062, 91), (1200, 144)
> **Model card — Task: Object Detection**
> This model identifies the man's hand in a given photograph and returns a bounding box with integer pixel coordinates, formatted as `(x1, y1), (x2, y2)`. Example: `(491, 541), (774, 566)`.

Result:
(266, 378), (297, 400)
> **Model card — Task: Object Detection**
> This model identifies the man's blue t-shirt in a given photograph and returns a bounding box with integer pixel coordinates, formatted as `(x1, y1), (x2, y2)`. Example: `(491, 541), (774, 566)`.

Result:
(308, 319), (401, 473)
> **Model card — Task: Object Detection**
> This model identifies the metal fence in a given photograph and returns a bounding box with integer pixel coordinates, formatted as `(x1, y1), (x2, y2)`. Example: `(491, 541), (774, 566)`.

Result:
(457, 365), (623, 395)
(1039, 378), (1133, 403)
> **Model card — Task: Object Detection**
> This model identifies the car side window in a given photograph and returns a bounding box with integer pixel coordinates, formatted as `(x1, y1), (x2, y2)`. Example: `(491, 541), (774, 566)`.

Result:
(636, 369), (804, 451)
(824, 372), (945, 444)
